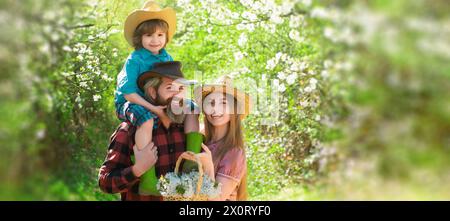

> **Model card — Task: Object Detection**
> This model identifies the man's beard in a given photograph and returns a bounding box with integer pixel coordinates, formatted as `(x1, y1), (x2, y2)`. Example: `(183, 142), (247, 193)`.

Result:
(154, 93), (169, 106)
(166, 96), (186, 124)
(152, 94), (186, 124)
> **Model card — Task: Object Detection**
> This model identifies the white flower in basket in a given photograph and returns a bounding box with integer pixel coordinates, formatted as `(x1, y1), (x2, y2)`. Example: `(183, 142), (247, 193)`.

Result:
(157, 152), (221, 201)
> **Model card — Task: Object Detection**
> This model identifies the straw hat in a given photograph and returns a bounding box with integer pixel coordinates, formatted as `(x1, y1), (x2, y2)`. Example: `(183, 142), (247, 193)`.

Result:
(194, 76), (252, 120)
(124, 1), (176, 46)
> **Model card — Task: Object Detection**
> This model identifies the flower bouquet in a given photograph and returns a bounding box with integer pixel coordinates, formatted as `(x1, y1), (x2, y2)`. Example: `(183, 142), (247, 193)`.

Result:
(157, 152), (221, 201)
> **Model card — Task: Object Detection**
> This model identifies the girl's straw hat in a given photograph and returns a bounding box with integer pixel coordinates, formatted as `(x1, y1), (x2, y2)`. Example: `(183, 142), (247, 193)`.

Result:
(194, 76), (252, 120)
(124, 1), (176, 46)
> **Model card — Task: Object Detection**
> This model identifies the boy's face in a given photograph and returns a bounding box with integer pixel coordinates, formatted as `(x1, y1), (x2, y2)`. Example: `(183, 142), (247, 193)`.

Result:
(141, 27), (167, 54)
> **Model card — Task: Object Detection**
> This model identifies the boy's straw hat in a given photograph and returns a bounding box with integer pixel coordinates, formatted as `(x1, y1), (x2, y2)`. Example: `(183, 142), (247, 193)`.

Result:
(124, 1), (176, 46)
(194, 76), (252, 120)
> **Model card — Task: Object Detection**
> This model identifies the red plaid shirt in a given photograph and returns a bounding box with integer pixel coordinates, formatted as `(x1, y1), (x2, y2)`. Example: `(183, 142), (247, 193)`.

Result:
(98, 121), (186, 201)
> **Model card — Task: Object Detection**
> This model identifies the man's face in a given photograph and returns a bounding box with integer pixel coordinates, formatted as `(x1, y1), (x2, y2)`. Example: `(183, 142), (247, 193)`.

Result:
(155, 77), (186, 105)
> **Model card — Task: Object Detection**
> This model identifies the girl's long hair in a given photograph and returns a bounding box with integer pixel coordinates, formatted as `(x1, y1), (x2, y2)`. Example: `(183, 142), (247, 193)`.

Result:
(204, 94), (247, 200)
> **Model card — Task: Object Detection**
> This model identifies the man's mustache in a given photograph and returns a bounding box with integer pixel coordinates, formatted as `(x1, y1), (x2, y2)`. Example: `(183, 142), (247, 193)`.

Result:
(166, 97), (186, 124)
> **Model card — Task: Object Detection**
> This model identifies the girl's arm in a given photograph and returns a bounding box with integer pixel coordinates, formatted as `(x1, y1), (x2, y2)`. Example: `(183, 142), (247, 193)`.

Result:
(209, 176), (240, 201)
(208, 148), (246, 201)
(98, 123), (139, 194)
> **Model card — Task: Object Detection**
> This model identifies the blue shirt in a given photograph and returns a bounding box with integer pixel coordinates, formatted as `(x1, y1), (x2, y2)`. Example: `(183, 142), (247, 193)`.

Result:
(114, 48), (173, 105)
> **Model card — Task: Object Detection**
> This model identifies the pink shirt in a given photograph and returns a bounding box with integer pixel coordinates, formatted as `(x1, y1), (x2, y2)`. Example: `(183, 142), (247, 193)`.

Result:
(207, 142), (247, 201)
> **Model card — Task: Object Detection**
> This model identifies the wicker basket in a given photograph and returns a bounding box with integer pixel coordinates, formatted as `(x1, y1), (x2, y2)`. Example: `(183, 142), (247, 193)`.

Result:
(163, 152), (208, 201)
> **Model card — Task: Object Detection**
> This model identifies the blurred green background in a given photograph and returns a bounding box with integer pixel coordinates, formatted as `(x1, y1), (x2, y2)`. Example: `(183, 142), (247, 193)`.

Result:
(0, 0), (449, 200)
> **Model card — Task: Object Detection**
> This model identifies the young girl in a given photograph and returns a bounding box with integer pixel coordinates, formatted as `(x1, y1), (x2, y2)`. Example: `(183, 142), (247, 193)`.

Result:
(183, 77), (252, 200)
(115, 1), (178, 151)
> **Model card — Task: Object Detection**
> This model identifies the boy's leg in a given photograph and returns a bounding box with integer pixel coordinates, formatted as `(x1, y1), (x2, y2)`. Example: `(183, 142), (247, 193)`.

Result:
(135, 119), (154, 150)
(115, 102), (128, 122)
(184, 113), (199, 134)
(123, 103), (159, 195)
(124, 103), (156, 150)
(184, 99), (200, 134)
(135, 119), (159, 195)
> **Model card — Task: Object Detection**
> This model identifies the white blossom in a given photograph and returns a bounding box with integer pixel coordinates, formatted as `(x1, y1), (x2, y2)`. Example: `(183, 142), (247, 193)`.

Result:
(238, 33), (248, 47)
(93, 94), (101, 102)
(236, 23), (246, 30)
(62, 45), (72, 52)
(311, 7), (329, 19)
(324, 59), (333, 68)
(158, 171), (221, 198)
(75, 94), (81, 103)
(278, 83), (286, 92)
(277, 71), (287, 80)
(242, 11), (258, 21)
(302, 0), (312, 7)
(324, 27), (335, 42)
(286, 73), (298, 85)
(240, 0), (254, 7)
(289, 30), (301, 41)
(234, 51), (246, 61)
(266, 58), (277, 70)
(304, 86), (313, 93)
(36, 129), (46, 140)
(315, 114), (321, 121)
(240, 66), (251, 74)
(270, 14), (284, 24)
(280, 1), (294, 15)
(289, 15), (304, 28)
(177, 0), (191, 6)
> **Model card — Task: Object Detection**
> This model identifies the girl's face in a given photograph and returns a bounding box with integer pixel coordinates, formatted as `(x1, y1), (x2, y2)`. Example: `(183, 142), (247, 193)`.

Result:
(203, 92), (232, 127)
(141, 27), (167, 54)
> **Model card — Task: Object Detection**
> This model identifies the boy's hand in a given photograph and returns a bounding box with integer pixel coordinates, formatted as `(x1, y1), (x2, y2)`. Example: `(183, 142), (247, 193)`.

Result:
(151, 105), (167, 116)
(152, 105), (171, 128)
(132, 143), (158, 177)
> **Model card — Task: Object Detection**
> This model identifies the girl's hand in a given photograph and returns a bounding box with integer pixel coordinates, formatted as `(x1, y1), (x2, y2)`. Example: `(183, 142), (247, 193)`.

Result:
(198, 144), (215, 181)
(180, 145), (215, 181)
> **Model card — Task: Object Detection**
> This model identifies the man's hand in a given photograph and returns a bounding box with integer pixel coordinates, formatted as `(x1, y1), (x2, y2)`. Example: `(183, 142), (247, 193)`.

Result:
(132, 142), (158, 177)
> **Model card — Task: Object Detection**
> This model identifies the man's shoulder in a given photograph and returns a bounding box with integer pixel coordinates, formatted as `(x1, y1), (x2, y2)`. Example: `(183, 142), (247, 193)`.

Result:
(110, 122), (136, 144)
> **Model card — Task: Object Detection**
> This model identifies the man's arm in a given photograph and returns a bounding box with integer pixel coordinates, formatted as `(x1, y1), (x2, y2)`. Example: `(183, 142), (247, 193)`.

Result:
(98, 123), (139, 194)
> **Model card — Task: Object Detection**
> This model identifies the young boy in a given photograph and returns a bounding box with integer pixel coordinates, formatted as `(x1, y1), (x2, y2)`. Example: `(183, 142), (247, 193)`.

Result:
(115, 2), (199, 196)
(116, 1), (178, 151)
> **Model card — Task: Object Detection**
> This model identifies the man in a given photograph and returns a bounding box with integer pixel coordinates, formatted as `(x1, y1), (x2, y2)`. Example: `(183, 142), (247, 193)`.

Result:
(98, 61), (197, 201)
